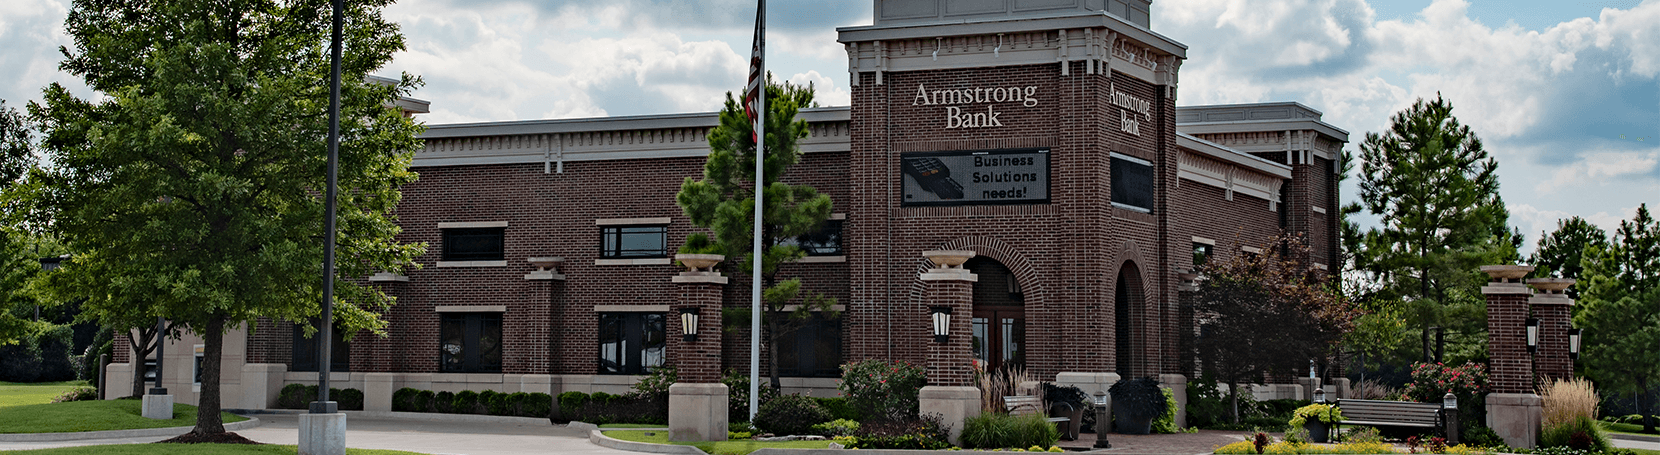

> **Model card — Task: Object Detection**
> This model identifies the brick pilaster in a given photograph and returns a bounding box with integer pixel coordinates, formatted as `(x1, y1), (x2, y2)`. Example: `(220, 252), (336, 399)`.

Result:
(1481, 265), (1536, 394)
(671, 270), (727, 383)
(1527, 278), (1576, 385)
(921, 254), (977, 388)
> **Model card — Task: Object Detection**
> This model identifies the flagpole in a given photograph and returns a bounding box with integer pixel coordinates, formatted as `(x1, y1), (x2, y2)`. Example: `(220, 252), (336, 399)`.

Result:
(749, 0), (766, 422)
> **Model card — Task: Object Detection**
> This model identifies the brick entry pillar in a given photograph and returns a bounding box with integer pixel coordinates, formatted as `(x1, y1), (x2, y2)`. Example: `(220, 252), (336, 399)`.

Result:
(1480, 265), (1541, 449)
(669, 256), (728, 442)
(918, 250), (980, 445)
(1526, 278), (1575, 385)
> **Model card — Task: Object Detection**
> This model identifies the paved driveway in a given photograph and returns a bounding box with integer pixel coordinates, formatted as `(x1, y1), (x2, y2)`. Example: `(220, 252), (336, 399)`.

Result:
(0, 414), (638, 455)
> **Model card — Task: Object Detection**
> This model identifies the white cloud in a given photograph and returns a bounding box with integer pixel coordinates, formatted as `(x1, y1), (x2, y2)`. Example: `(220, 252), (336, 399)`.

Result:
(788, 70), (849, 107)
(1537, 149), (1660, 191)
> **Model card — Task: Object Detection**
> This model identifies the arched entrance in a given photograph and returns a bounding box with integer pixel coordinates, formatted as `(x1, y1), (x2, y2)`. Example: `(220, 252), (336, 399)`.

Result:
(1115, 261), (1143, 376)
(968, 257), (1025, 371)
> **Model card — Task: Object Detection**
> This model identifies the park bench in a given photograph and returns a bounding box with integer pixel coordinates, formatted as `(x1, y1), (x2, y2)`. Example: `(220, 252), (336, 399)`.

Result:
(1334, 399), (1452, 441)
(1005, 395), (1077, 440)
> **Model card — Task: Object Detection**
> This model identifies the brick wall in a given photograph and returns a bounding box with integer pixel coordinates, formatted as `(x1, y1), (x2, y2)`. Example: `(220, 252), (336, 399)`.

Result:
(1532, 302), (1573, 385)
(923, 277), (975, 387)
(1486, 285), (1533, 394)
(671, 281), (725, 383)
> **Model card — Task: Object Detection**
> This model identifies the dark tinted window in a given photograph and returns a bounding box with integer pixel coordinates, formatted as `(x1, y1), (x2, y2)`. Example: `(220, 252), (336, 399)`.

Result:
(443, 228), (505, 261)
(598, 313), (666, 374)
(292, 321), (350, 372)
(1111, 156), (1154, 211)
(602, 226), (667, 258)
(440, 313), (502, 373)
(1193, 243), (1214, 267)
(781, 220), (843, 256)
(777, 313), (842, 378)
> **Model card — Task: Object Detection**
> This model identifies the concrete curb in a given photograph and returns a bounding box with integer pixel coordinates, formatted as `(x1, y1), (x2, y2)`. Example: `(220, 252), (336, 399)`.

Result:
(568, 422), (600, 431)
(1610, 432), (1660, 443)
(590, 429), (707, 454)
(0, 416), (261, 442)
(225, 409), (551, 426)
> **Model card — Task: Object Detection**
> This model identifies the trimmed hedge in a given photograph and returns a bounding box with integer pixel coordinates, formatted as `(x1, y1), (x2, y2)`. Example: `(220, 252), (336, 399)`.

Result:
(387, 387), (552, 417)
(275, 384), (365, 410)
(0, 322), (77, 383)
(550, 390), (666, 425)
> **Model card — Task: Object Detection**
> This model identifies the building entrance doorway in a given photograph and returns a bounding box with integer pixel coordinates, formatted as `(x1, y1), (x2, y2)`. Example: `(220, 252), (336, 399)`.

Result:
(968, 257), (1025, 371)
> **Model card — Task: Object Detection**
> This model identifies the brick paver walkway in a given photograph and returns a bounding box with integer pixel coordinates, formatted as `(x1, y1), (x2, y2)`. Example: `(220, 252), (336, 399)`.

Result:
(1057, 429), (1248, 454)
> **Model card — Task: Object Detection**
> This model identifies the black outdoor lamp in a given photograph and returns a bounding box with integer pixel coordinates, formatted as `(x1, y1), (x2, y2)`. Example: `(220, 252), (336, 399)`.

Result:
(1525, 318), (1539, 353)
(1313, 387), (1326, 404)
(1568, 328), (1582, 360)
(1443, 392), (1457, 410)
(679, 307), (699, 342)
(930, 306), (953, 343)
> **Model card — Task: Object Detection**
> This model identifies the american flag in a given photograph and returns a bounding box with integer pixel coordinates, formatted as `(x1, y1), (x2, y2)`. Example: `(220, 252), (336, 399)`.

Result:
(743, 1), (765, 143)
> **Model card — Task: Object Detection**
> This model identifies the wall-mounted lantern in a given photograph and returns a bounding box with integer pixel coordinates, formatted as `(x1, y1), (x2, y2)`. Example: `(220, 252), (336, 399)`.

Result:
(1568, 328), (1582, 360)
(1525, 318), (1539, 353)
(679, 307), (699, 342)
(930, 306), (953, 343)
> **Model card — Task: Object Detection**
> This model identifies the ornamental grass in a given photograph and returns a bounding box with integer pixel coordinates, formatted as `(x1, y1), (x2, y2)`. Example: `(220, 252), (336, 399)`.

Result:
(1540, 378), (1599, 430)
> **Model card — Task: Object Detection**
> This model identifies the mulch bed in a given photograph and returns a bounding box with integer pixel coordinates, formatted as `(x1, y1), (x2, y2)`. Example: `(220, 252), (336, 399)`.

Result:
(157, 431), (262, 445)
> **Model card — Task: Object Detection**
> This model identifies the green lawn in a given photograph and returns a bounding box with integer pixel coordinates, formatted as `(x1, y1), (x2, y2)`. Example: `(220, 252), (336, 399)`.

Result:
(0, 399), (247, 434)
(0, 381), (90, 408)
(604, 430), (835, 455)
(599, 423), (666, 429)
(1602, 420), (1660, 436)
(0, 444), (427, 455)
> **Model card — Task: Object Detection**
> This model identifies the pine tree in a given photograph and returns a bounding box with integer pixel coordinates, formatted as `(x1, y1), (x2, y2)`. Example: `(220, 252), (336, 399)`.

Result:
(1575, 204), (1660, 433)
(1355, 95), (1518, 365)
(676, 78), (835, 391)
(1529, 216), (1608, 298)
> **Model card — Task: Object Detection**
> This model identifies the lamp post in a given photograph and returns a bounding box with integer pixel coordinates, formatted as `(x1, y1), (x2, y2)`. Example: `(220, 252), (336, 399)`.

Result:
(1314, 387), (1326, 404)
(930, 306), (952, 343)
(1442, 392), (1459, 445)
(1092, 390), (1112, 449)
(679, 307), (700, 342)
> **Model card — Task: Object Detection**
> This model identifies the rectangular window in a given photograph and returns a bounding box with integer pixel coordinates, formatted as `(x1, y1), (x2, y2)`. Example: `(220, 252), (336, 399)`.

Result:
(777, 314), (843, 377)
(292, 320), (350, 372)
(781, 220), (843, 256)
(598, 313), (666, 374)
(601, 226), (667, 258)
(1111, 154), (1154, 212)
(440, 313), (502, 373)
(442, 228), (505, 261)
(1193, 243), (1213, 267)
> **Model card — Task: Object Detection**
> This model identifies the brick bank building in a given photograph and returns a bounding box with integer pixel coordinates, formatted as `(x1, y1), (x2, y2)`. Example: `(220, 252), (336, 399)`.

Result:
(108, 0), (1351, 431)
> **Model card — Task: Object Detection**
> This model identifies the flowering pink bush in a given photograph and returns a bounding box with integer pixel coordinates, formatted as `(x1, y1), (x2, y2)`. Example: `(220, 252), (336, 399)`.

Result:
(1402, 361), (1487, 403)
(839, 359), (927, 421)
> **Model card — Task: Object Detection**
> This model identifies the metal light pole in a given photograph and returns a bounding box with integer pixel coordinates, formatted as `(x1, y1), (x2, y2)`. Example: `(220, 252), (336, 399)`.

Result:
(311, 0), (344, 415)
(150, 317), (166, 395)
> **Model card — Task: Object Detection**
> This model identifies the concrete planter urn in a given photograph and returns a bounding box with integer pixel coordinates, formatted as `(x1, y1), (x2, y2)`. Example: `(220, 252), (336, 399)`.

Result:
(675, 254), (724, 272)
(922, 250), (975, 268)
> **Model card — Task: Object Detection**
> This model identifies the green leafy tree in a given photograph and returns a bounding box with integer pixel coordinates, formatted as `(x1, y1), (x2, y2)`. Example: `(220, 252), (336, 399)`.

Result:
(1195, 235), (1356, 423)
(1355, 95), (1519, 366)
(0, 100), (39, 344)
(1529, 217), (1609, 298)
(676, 77), (835, 391)
(28, 0), (423, 436)
(1575, 204), (1660, 434)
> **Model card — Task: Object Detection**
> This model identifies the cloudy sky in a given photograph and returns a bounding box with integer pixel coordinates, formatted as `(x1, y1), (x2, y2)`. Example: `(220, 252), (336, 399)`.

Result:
(2, 0), (1656, 254)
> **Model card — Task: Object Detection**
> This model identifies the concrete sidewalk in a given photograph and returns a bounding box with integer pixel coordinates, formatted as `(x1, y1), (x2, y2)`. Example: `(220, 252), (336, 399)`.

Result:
(0, 414), (640, 455)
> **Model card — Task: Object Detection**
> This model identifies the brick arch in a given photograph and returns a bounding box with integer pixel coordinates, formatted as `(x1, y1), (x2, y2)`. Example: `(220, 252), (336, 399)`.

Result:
(1111, 240), (1157, 378)
(910, 236), (1047, 313)
(906, 236), (1050, 373)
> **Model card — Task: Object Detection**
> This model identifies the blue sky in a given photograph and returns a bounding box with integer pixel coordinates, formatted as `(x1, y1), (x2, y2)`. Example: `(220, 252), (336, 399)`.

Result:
(2, 0), (1656, 255)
